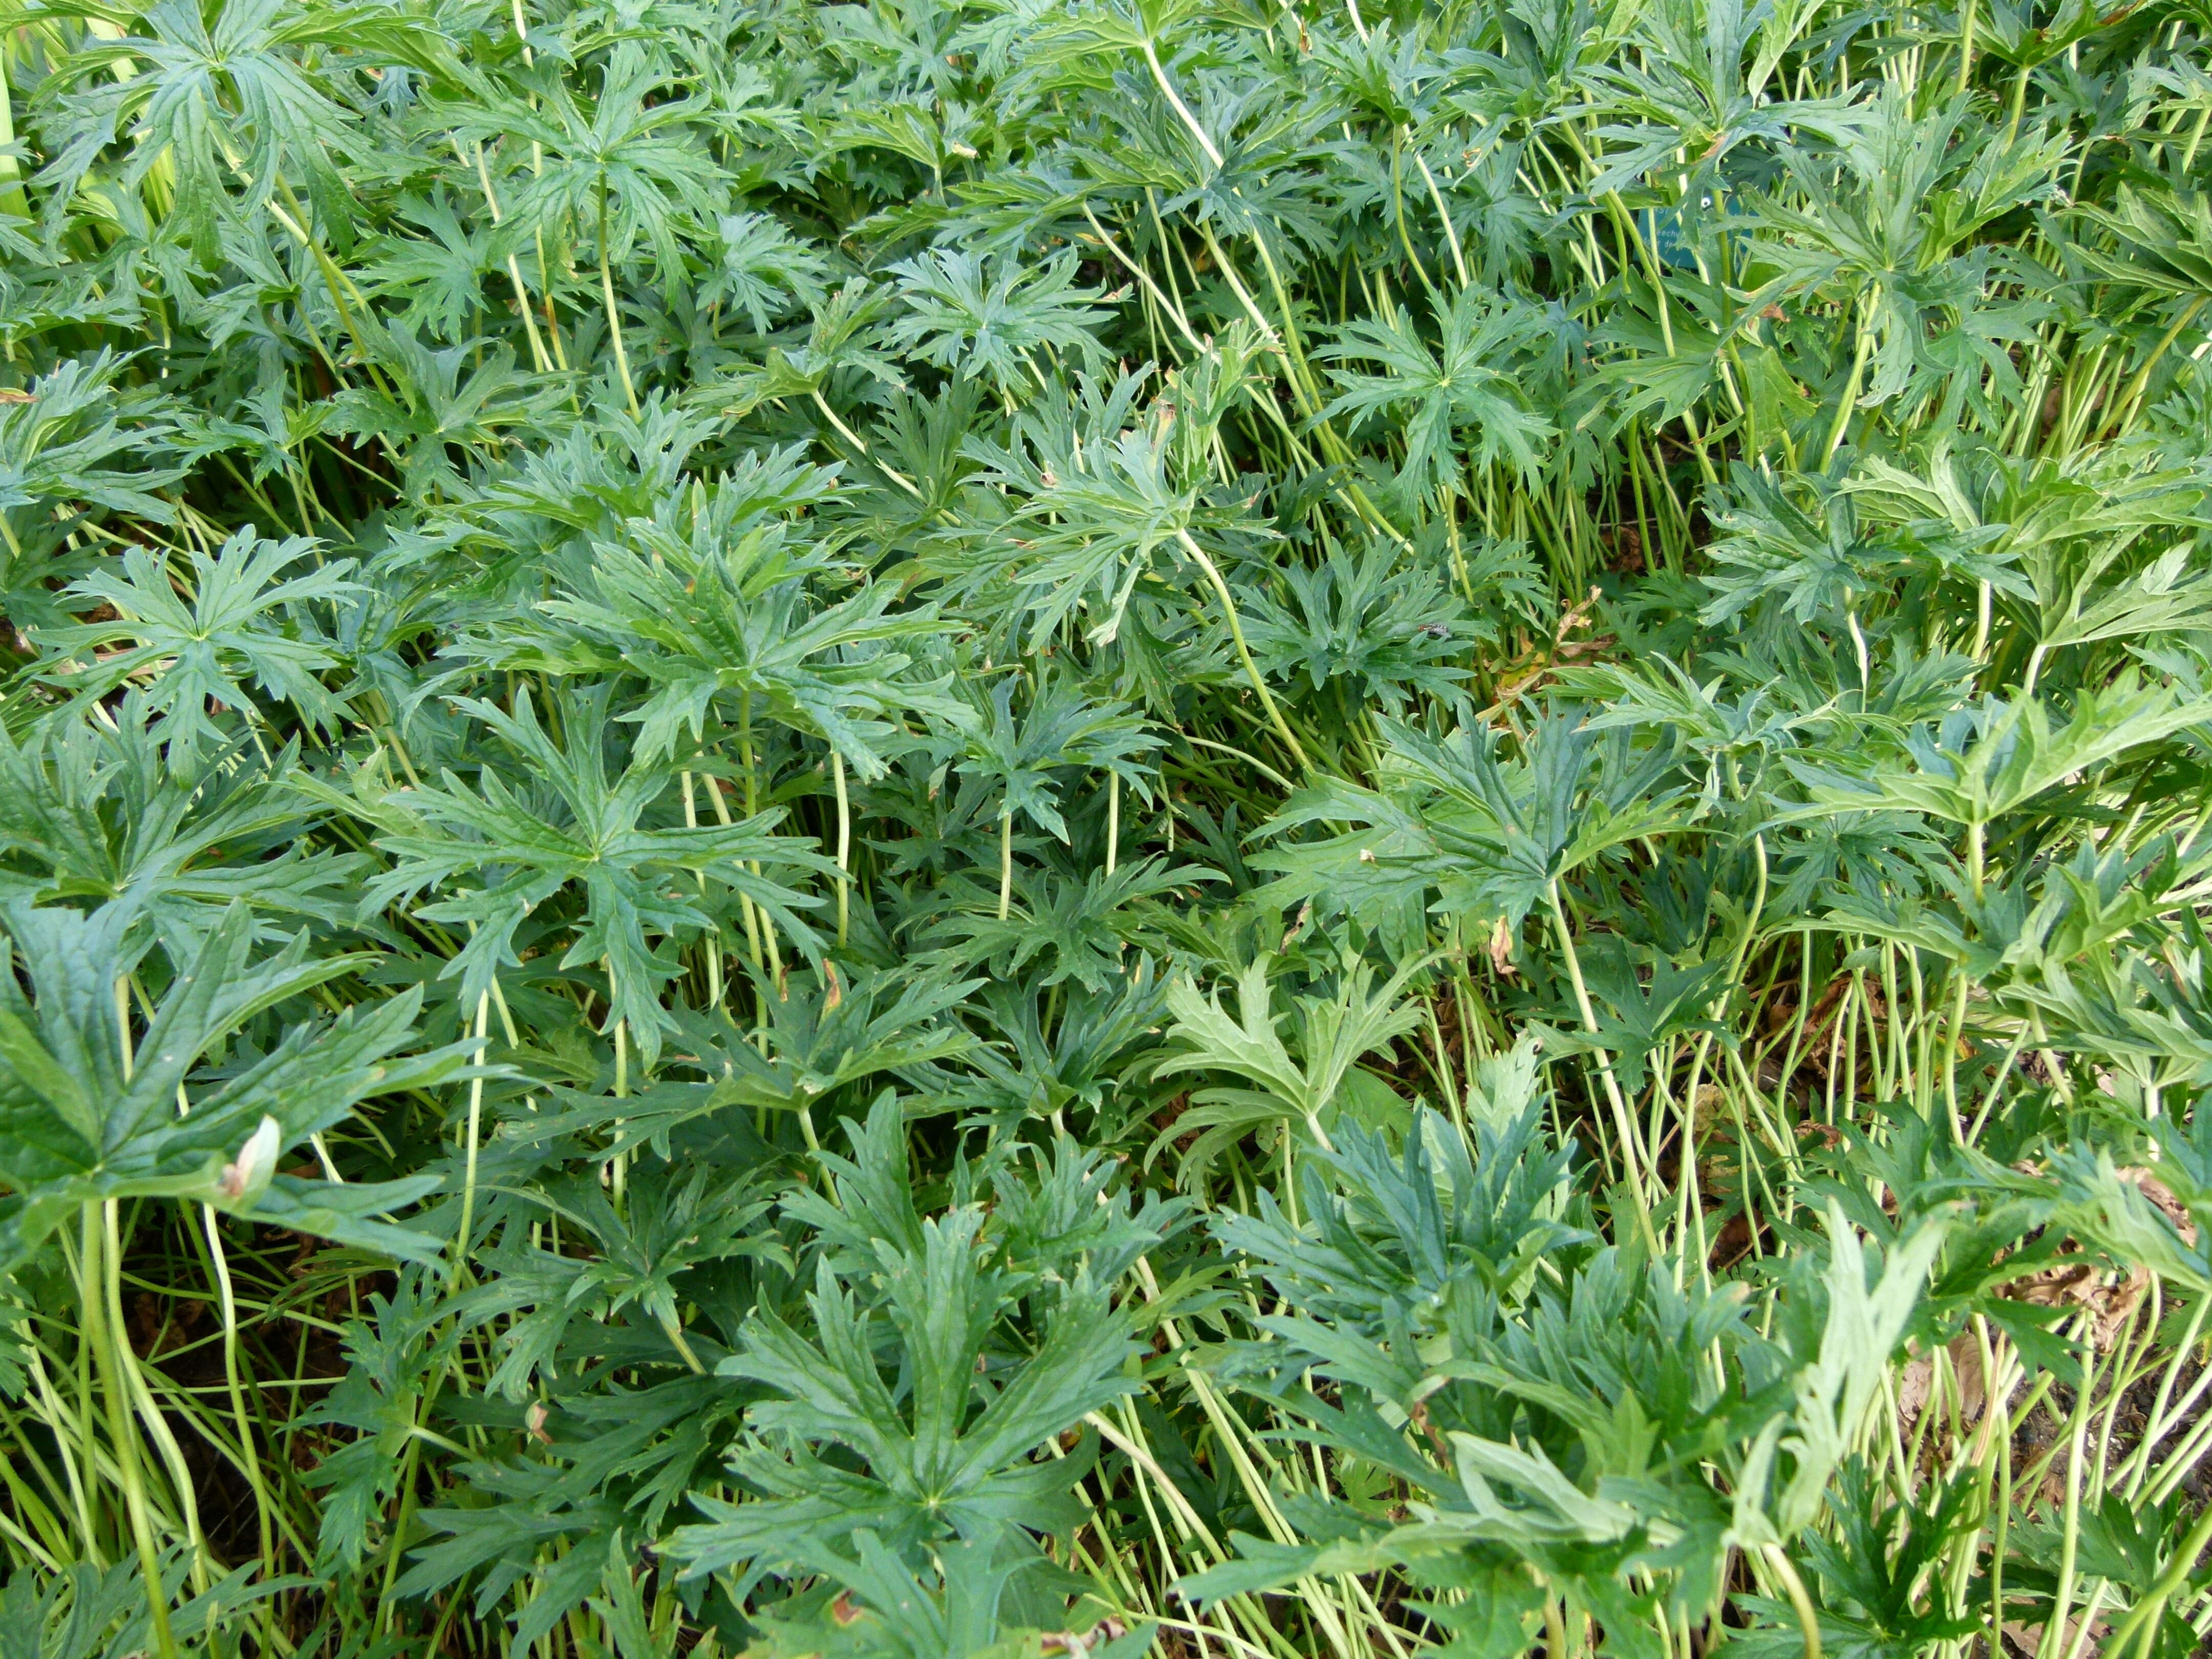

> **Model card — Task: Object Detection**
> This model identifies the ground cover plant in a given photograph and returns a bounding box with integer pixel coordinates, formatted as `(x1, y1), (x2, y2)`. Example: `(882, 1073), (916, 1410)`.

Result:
(1, 0), (2210, 1653)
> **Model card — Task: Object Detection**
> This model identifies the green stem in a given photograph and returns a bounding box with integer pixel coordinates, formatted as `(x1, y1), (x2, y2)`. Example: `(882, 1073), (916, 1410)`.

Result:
(376, 1424), (424, 1627)
(1764, 1545), (1822, 1659)
(1390, 136), (1435, 292)
(2038, 1331), (2098, 1659)
(454, 989), (490, 1284)
(1140, 37), (1223, 171)
(466, 139), (553, 375)
(660, 1315), (707, 1376)
(2099, 1457), (2212, 1655)
(809, 388), (928, 500)
(84, 1206), (178, 1659)
(832, 748), (851, 947)
(1107, 769), (1119, 878)
(1825, 284), (1878, 462)
(0, 33), (27, 221)
(598, 184), (639, 415)
(202, 1205), (274, 1578)
(2102, 293), (2207, 441)
(1547, 880), (1657, 1252)
(1412, 146), (1470, 287)
(1175, 528), (1309, 774)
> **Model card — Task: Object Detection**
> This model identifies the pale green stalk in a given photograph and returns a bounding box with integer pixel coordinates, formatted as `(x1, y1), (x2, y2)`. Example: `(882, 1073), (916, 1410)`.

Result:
(83, 1206), (177, 1659)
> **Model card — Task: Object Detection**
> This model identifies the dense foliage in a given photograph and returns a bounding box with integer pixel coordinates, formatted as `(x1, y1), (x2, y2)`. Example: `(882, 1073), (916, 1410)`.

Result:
(2, 0), (2210, 1654)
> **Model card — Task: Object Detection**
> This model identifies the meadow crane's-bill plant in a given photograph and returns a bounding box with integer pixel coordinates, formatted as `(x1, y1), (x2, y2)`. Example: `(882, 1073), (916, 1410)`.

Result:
(0, 0), (2210, 1654)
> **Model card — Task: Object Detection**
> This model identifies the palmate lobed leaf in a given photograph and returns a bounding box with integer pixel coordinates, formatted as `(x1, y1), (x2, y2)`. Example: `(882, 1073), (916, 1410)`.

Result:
(0, 895), (470, 1266)
(1785, 675), (2212, 830)
(0, 704), (371, 959)
(672, 1200), (1142, 1578)
(539, 516), (955, 775)
(4, 0), (2210, 1652)
(40, 528), (361, 755)
(667, 1106), (1166, 1586)
(363, 685), (837, 1064)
